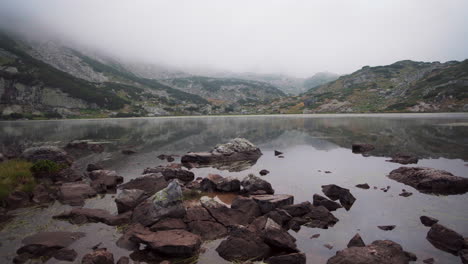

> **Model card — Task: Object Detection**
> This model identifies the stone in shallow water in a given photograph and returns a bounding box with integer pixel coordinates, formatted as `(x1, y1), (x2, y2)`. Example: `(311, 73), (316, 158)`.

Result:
(426, 223), (465, 254)
(266, 252), (306, 264)
(321, 184), (356, 210)
(54, 208), (131, 226)
(143, 166), (194, 182)
(420, 216), (439, 227)
(216, 226), (271, 262)
(327, 240), (416, 264)
(387, 153), (419, 165)
(351, 143), (375, 153)
(252, 194), (294, 214)
(82, 248), (114, 264)
(241, 174), (275, 195)
(388, 167), (468, 195)
(115, 189), (147, 214)
(347, 233), (366, 248)
(378, 225), (396, 231)
(16, 231), (85, 260)
(119, 173), (168, 196)
(313, 194), (342, 211)
(58, 182), (97, 206)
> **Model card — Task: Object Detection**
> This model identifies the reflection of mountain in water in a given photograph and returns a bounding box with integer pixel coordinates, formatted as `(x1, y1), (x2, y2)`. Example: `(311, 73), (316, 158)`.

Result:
(0, 115), (467, 161)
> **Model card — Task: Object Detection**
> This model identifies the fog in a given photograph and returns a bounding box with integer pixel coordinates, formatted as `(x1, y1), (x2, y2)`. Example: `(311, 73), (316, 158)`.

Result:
(1, 0), (467, 77)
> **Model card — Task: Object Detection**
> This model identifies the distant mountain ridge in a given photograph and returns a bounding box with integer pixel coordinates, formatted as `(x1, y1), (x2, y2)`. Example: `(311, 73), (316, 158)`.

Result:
(257, 60), (468, 113)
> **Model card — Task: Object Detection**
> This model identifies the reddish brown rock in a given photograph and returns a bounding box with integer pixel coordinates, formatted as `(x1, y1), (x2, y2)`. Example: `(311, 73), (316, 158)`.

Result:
(131, 229), (201, 256)
(54, 208), (131, 226)
(252, 194), (294, 214)
(82, 248), (114, 264)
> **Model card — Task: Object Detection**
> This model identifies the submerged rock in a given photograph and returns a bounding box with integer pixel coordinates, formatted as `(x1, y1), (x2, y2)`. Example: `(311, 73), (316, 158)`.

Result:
(355, 183), (370, 189)
(426, 223), (465, 254)
(321, 184), (356, 210)
(132, 181), (185, 226)
(387, 153), (419, 165)
(327, 240), (416, 264)
(260, 169), (270, 176)
(351, 143), (375, 153)
(54, 208), (131, 226)
(16, 231), (85, 260)
(347, 233), (366, 248)
(82, 248), (114, 264)
(266, 253), (306, 264)
(388, 167), (468, 194)
(21, 146), (73, 165)
(241, 174), (275, 194)
(181, 138), (262, 165)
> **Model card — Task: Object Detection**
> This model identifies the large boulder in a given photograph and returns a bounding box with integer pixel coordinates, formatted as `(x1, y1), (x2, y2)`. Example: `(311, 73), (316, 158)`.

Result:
(426, 223), (466, 254)
(231, 196), (262, 219)
(181, 138), (262, 165)
(281, 202), (313, 217)
(313, 194), (342, 211)
(16, 231), (85, 260)
(388, 167), (468, 194)
(58, 182), (97, 206)
(252, 194), (294, 214)
(82, 248), (114, 264)
(143, 166), (194, 182)
(327, 240), (416, 264)
(54, 208), (131, 226)
(216, 226), (271, 261)
(321, 184), (356, 210)
(241, 174), (275, 194)
(115, 189), (147, 214)
(89, 170), (123, 193)
(216, 176), (241, 192)
(119, 173), (169, 196)
(131, 229), (201, 256)
(6, 191), (31, 209)
(21, 146), (73, 165)
(132, 181), (186, 226)
(150, 218), (187, 231)
(420, 216), (439, 227)
(200, 174), (223, 192)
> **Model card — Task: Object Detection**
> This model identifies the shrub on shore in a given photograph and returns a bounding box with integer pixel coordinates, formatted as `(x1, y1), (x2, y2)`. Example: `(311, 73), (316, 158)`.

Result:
(0, 160), (34, 201)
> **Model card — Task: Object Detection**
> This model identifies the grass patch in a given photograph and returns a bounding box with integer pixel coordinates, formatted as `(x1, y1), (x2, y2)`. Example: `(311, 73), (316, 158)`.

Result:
(0, 159), (35, 201)
(182, 189), (207, 201)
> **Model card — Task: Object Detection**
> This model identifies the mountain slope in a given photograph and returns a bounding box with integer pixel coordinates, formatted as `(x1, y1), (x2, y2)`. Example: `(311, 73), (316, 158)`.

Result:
(162, 76), (286, 104)
(303, 72), (339, 91)
(255, 60), (468, 113)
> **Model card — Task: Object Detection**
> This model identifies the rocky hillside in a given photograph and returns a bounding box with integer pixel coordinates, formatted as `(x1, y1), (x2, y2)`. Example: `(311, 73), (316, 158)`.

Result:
(256, 60), (468, 114)
(0, 32), (219, 119)
(162, 76), (285, 105)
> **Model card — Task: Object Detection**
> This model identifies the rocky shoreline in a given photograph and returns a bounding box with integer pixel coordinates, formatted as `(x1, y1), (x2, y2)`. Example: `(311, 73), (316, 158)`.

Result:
(0, 138), (467, 264)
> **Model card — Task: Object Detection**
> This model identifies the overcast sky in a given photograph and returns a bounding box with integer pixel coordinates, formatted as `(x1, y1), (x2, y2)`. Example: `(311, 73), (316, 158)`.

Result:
(1, 0), (467, 77)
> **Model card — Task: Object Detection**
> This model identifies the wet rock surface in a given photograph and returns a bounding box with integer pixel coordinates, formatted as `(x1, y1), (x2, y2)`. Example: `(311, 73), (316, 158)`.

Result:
(16, 231), (85, 261)
(420, 216), (439, 227)
(89, 170), (123, 193)
(347, 233), (366, 248)
(132, 181), (186, 226)
(313, 194), (342, 211)
(58, 182), (97, 206)
(21, 146), (73, 165)
(143, 166), (195, 182)
(119, 173), (169, 196)
(327, 240), (416, 264)
(321, 184), (356, 210)
(241, 174), (275, 194)
(181, 138), (262, 165)
(216, 226), (271, 261)
(387, 153), (419, 164)
(378, 225), (396, 231)
(266, 252), (306, 264)
(252, 194), (294, 214)
(82, 248), (114, 264)
(131, 229), (202, 256)
(54, 208), (131, 226)
(426, 223), (466, 254)
(388, 167), (468, 194)
(115, 188), (147, 214)
(355, 183), (370, 189)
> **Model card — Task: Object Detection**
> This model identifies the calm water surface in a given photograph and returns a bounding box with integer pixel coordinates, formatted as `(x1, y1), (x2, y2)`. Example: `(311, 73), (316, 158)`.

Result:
(0, 114), (467, 264)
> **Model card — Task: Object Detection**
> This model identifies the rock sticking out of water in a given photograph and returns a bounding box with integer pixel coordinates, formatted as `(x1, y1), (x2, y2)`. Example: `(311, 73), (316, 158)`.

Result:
(327, 240), (417, 264)
(260, 169), (270, 176)
(274, 150), (283, 156)
(321, 184), (356, 211)
(144, 165), (195, 182)
(241, 174), (275, 194)
(387, 153), (419, 165)
(426, 223), (466, 255)
(351, 143), (375, 153)
(388, 167), (468, 195)
(82, 248), (114, 264)
(313, 194), (342, 211)
(356, 183), (370, 189)
(347, 233), (366, 248)
(181, 138), (262, 165)
(54, 208), (131, 226)
(378, 225), (396, 231)
(119, 173), (168, 196)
